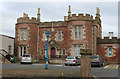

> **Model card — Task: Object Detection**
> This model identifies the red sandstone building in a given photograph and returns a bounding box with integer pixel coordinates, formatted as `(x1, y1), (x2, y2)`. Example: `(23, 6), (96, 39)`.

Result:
(15, 6), (120, 63)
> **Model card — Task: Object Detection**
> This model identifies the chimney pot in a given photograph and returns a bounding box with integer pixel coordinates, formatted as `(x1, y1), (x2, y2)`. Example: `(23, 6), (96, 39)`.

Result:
(64, 16), (67, 21)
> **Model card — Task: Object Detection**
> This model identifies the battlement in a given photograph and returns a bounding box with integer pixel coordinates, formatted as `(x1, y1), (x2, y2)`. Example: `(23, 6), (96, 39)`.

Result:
(69, 13), (93, 21)
(17, 17), (39, 24)
(97, 37), (120, 44)
(40, 21), (67, 27)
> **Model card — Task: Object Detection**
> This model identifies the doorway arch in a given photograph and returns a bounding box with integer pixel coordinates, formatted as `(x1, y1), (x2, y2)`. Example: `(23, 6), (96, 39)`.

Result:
(51, 47), (56, 58)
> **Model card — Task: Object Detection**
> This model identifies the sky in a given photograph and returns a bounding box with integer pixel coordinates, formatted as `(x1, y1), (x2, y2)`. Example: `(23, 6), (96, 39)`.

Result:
(0, 0), (119, 38)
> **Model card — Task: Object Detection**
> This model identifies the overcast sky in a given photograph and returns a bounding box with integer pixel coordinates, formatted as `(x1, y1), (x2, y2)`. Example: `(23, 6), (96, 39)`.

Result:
(0, 1), (118, 38)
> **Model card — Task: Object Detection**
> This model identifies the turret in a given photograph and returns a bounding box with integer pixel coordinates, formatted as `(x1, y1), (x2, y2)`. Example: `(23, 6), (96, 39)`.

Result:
(37, 8), (40, 22)
(68, 5), (71, 20)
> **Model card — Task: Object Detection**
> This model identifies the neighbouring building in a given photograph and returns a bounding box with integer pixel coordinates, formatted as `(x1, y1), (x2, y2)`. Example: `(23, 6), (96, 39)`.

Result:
(0, 34), (15, 62)
(15, 5), (119, 63)
(97, 32), (120, 64)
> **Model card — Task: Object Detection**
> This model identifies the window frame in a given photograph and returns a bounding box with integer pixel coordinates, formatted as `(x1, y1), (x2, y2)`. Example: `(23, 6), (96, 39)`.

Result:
(19, 46), (27, 57)
(20, 29), (27, 40)
(73, 25), (82, 39)
(108, 47), (112, 56)
(74, 27), (77, 38)
(58, 31), (62, 40)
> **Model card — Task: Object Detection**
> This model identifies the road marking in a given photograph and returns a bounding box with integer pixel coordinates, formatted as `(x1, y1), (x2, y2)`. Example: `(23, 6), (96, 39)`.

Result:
(116, 65), (119, 69)
(53, 65), (64, 67)
(104, 65), (119, 69)
(104, 65), (109, 69)
(32, 64), (45, 66)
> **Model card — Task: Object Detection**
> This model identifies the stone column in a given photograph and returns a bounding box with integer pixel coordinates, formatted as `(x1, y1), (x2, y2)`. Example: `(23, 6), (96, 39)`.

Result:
(80, 49), (92, 77)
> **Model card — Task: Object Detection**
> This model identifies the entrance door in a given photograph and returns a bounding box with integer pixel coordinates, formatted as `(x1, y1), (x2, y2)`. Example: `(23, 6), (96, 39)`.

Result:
(51, 47), (55, 58)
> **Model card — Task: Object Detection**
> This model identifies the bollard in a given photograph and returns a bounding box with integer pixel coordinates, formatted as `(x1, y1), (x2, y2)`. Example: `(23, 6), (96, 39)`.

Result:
(80, 49), (92, 77)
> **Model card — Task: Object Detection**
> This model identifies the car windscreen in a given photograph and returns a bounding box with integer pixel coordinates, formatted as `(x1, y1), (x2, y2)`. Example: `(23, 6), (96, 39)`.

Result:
(90, 56), (98, 59)
(23, 55), (30, 57)
(67, 56), (74, 59)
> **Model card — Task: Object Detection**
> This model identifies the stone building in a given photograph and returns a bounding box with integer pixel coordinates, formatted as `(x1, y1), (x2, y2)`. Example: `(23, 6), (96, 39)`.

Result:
(97, 32), (120, 64)
(15, 6), (119, 63)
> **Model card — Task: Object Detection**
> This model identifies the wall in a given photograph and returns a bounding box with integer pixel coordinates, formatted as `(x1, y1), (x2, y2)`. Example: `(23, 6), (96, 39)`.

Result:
(97, 37), (120, 64)
(15, 23), (39, 58)
(0, 34), (14, 56)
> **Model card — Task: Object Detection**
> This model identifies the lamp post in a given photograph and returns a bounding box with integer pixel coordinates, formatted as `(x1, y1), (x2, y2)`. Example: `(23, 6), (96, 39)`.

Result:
(45, 30), (51, 69)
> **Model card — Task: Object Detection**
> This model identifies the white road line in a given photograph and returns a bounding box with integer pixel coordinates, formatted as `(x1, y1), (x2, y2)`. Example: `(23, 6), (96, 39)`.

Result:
(32, 64), (45, 66)
(32, 64), (81, 68)
(53, 65), (64, 67)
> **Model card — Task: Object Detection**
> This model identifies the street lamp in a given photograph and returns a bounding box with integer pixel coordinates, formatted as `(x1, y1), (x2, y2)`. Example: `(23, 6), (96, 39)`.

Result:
(45, 30), (51, 69)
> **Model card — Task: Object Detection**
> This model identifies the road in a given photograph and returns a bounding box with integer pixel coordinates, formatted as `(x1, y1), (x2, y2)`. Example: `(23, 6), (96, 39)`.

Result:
(1, 63), (119, 78)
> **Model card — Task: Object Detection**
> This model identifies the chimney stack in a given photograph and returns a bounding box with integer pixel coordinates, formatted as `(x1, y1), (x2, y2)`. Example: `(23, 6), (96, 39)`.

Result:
(37, 8), (40, 22)
(23, 13), (28, 18)
(68, 5), (71, 20)
(108, 32), (114, 39)
(64, 16), (67, 21)
(96, 7), (100, 18)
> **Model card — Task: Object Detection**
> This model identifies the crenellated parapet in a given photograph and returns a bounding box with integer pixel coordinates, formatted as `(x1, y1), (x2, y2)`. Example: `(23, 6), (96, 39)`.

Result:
(97, 37), (120, 44)
(40, 21), (68, 27)
(17, 17), (39, 24)
(68, 13), (93, 21)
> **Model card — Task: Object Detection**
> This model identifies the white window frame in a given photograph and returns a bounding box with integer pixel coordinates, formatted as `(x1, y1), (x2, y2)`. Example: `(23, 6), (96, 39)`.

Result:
(78, 27), (81, 38)
(74, 45), (77, 56)
(58, 31), (62, 40)
(63, 49), (65, 55)
(73, 26), (82, 39)
(78, 45), (81, 56)
(74, 27), (77, 38)
(19, 46), (27, 57)
(20, 29), (27, 40)
(73, 45), (81, 57)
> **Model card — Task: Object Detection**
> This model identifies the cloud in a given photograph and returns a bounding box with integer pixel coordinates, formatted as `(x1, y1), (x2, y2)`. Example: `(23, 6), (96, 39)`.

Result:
(0, 2), (118, 37)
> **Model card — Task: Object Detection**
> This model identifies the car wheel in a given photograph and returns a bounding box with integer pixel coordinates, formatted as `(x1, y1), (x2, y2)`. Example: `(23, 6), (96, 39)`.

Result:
(75, 63), (78, 66)
(65, 64), (67, 66)
(98, 63), (101, 67)
(101, 63), (103, 66)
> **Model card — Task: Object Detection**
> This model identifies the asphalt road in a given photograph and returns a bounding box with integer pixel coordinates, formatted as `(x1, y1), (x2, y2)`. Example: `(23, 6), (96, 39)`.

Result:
(1, 63), (119, 78)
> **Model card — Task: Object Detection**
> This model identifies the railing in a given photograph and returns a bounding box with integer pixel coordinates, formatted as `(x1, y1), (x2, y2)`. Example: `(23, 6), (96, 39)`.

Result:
(0, 49), (13, 62)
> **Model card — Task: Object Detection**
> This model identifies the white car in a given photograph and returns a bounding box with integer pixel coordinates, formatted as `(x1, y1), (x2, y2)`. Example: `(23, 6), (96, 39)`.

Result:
(65, 56), (81, 66)
(21, 54), (32, 64)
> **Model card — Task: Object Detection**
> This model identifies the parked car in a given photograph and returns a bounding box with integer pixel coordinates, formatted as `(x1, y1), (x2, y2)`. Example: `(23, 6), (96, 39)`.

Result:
(65, 56), (80, 66)
(21, 54), (32, 64)
(90, 55), (103, 67)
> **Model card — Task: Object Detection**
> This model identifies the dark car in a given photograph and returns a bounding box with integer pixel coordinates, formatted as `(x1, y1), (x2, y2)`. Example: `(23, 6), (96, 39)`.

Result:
(90, 55), (103, 67)
(65, 56), (81, 66)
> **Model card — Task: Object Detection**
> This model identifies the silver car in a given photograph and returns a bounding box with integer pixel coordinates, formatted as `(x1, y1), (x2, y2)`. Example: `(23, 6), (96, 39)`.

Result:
(90, 55), (103, 67)
(21, 54), (32, 64)
(65, 56), (80, 66)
